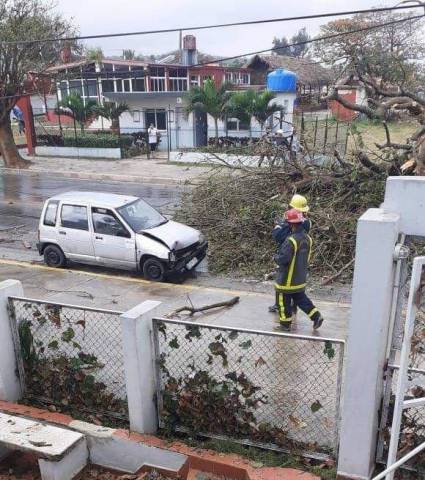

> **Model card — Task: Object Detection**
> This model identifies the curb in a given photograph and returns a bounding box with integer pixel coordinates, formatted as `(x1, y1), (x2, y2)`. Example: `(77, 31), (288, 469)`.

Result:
(0, 167), (192, 186)
(0, 401), (320, 480)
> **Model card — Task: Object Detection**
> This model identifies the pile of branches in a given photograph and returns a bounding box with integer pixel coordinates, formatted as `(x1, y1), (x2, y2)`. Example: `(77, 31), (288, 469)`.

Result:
(176, 146), (388, 281)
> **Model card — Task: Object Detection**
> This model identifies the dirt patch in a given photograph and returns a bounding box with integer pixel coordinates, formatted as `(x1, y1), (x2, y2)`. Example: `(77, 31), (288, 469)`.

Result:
(0, 454), (171, 480)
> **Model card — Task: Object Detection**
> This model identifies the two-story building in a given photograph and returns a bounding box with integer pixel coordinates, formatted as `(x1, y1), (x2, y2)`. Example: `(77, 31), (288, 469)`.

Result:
(32, 36), (304, 150)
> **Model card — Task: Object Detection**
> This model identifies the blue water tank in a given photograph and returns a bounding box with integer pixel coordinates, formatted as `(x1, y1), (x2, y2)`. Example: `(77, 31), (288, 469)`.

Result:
(267, 69), (297, 93)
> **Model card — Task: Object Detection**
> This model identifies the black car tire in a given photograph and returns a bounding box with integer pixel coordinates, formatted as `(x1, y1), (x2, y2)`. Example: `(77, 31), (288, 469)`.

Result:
(44, 244), (66, 268)
(143, 258), (165, 282)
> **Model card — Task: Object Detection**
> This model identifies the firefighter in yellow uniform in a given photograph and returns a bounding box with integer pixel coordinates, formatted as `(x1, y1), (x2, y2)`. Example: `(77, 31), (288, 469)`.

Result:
(274, 208), (324, 331)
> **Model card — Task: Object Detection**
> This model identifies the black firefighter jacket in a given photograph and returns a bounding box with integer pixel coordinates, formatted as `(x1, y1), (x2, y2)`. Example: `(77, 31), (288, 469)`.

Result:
(274, 228), (312, 293)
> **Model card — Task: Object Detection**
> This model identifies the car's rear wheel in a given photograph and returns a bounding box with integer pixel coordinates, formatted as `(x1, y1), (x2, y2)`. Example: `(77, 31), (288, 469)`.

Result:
(143, 258), (165, 282)
(44, 245), (66, 268)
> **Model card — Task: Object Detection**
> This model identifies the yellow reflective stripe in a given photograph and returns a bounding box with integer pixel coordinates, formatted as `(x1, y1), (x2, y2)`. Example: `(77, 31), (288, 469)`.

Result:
(275, 283), (306, 291)
(286, 236), (298, 288)
(307, 235), (313, 263)
(278, 292), (288, 320)
(308, 307), (318, 318)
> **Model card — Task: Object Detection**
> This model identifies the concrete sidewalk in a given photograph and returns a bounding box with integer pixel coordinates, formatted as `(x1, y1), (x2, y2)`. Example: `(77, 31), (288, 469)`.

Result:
(3, 154), (212, 185)
(0, 259), (349, 340)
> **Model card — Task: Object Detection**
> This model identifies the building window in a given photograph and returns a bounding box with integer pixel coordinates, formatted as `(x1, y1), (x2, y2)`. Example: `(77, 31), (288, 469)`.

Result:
(132, 78), (145, 92)
(150, 66), (165, 77)
(58, 81), (68, 99)
(102, 80), (114, 93)
(84, 79), (97, 97)
(202, 75), (213, 84)
(169, 78), (188, 92)
(123, 79), (131, 92)
(226, 118), (250, 131)
(150, 77), (166, 92)
(225, 72), (250, 85)
(69, 80), (83, 96)
(190, 75), (199, 87)
(116, 80), (123, 92)
(132, 110), (141, 122)
(226, 119), (238, 130)
(145, 109), (167, 130)
(114, 64), (130, 72)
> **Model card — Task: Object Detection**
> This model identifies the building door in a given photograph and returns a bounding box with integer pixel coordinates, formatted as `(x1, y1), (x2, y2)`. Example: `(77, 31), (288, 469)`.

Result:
(193, 109), (208, 147)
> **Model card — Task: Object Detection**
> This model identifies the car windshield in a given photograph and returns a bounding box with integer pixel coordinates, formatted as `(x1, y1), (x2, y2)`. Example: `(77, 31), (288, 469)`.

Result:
(117, 199), (167, 232)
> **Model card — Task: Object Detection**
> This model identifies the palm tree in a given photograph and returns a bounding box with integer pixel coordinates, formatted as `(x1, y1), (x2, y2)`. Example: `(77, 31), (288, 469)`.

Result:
(251, 90), (283, 133)
(57, 93), (99, 133)
(227, 90), (256, 137)
(95, 102), (129, 133)
(185, 78), (232, 141)
(228, 90), (283, 136)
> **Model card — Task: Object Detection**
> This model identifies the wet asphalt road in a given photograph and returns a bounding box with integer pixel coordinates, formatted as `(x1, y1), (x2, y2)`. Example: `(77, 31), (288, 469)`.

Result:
(0, 173), (184, 232)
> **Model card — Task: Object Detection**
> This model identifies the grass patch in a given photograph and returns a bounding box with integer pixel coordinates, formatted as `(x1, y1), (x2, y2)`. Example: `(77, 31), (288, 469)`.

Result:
(181, 437), (337, 479)
(348, 120), (417, 154)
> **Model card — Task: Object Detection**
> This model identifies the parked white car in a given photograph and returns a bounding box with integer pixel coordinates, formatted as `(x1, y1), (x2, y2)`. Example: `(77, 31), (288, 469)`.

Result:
(37, 191), (208, 281)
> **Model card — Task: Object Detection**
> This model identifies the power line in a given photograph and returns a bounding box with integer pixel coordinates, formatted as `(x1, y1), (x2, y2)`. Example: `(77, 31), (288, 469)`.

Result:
(1, 4), (424, 46)
(0, 12), (423, 102)
(191, 13), (425, 67)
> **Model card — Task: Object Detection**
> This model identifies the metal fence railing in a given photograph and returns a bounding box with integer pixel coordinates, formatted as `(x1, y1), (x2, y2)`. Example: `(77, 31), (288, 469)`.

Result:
(8, 297), (128, 426)
(152, 318), (345, 459)
(377, 246), (425, 474)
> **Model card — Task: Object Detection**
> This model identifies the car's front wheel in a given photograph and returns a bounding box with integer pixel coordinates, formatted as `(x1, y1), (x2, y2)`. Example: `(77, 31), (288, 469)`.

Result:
(143, 257), (165, 282)
(44, 244), (66, 268)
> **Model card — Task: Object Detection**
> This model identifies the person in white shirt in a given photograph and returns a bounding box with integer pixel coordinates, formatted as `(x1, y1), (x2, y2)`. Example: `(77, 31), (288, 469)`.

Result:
(147, 124), (158, 158)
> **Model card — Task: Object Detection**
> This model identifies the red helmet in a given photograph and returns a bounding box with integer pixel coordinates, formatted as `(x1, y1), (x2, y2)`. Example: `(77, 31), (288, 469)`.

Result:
(285, 208), (305, 224)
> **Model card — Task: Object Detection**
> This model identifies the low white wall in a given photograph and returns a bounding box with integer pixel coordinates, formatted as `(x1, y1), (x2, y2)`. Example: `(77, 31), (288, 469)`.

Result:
(170, 151), (260, 166)
(35, 146), (121, 160)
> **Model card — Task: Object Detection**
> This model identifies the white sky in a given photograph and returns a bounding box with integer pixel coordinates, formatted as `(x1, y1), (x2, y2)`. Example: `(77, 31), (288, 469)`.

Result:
(54, 0), (419, 58)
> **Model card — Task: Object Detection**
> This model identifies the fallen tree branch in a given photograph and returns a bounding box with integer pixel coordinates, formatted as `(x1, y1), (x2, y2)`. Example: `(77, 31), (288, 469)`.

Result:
(321, 258), (355, 285)
(166, 296), (240, 318)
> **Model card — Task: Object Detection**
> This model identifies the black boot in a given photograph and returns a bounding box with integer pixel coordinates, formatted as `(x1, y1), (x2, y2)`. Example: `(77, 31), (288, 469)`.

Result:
(268, 304), (278, 313)
(313, 315), (324, 330)
(279, 321), (292, 331)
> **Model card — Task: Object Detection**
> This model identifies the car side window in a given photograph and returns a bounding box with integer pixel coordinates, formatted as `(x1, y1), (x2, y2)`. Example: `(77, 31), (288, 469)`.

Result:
(61, 204), (89, 231)
(92, 207), (130, 238)
(44, 200), (59, 227)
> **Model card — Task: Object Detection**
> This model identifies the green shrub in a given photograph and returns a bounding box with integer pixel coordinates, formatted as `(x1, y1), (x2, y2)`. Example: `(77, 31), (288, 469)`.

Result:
(63, 134), (133, 149)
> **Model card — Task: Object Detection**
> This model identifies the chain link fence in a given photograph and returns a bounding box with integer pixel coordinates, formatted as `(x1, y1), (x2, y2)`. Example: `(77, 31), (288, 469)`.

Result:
(8, 297), (128, 426)
(152, 318), (344, 459)
(377, 242), (425, 473)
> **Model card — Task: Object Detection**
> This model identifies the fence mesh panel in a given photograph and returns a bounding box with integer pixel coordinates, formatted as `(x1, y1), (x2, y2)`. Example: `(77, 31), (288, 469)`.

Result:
(9, 297), (128, 426)
(153, 319), (344, 459)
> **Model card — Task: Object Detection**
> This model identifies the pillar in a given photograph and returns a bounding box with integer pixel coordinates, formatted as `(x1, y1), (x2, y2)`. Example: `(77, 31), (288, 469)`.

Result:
(337, 209), (400, 479)
(16, 96), (36, 156)
(121, 300), (162, 434)
(0, 279), (23, 402)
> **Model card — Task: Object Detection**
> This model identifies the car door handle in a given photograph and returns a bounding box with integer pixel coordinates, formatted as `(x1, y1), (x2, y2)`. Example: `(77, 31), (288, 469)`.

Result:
(95, 236), (103, 240)
(59, 231), (67, 235)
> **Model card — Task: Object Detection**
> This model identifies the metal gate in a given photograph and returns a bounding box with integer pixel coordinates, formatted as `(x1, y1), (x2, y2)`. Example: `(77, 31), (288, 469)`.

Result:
(8, 296), (128, 426)
(377, 241), (425, 473)
(152, 318), (345, 459)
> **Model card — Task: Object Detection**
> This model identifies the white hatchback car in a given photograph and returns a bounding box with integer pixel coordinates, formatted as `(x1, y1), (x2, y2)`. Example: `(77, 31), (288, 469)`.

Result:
(37, 191), (208, 281)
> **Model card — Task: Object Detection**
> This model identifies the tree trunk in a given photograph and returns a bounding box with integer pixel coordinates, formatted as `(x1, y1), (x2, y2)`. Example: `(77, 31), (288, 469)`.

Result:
(416, 133), (425, 175)
(0, 117), (31, 168)
(214, 117), (219, 141)
(111, 118), (120, 134)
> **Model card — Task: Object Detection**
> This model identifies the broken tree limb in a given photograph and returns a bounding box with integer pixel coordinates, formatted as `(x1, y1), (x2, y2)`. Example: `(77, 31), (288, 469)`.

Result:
(321, 259), (355, 286)
(166, 296), (240, 318)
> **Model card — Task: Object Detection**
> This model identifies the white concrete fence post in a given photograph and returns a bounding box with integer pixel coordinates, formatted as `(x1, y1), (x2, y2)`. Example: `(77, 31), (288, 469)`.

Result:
(121, 300), (162, 434)
(337, 209), (400, 480)
(0, 279), (24, 402)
